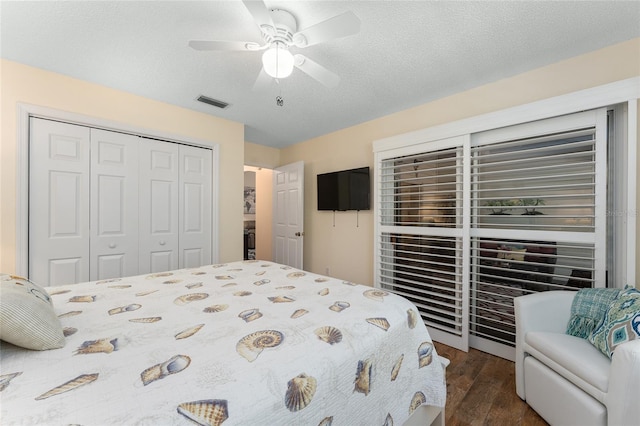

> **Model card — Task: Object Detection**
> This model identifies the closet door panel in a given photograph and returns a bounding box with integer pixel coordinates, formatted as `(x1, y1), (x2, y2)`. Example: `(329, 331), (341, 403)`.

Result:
(139, 139), (179, 273)
(29, 118), (90, 286)
(183, 248), (204, 268)
(90, 129), (139, 281)
(179, 146), (212, 268)
(96, 254), (126, 279)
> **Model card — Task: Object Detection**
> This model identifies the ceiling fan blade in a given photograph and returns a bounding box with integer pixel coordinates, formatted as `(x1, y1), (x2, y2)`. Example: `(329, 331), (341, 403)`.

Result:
(188, 40), (263, 51)
(242, 0), (275, 30)
(252, 67), (272, 91)
(294, 54), (340, 88)
(292, 11), (360, 48)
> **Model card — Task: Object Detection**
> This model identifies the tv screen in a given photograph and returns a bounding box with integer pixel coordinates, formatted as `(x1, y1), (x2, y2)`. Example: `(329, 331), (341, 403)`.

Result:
(317, 167), (370, 211)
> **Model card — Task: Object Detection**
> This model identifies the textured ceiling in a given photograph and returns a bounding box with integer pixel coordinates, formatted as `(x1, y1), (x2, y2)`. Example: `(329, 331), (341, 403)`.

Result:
(2, 1), (639, 148)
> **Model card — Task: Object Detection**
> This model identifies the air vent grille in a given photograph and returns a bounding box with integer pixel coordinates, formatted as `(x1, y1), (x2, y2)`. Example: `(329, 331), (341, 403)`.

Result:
(197, 95), (229, 109)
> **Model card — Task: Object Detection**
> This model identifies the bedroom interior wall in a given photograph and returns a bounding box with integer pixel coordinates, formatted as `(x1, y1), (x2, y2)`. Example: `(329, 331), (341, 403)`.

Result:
(255, 168), (274, 261)
(244, 141), (280, 169)
(279, 37), (640, 287)
(0, 59), (245, 273)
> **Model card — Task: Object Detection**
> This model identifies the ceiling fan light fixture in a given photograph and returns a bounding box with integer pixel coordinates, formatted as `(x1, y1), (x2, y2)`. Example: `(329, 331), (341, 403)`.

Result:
(262, 43), (294, 79)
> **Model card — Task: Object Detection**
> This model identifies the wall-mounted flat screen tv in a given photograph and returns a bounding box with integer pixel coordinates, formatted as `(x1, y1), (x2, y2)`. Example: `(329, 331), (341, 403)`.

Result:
(317, 167), (370, 211)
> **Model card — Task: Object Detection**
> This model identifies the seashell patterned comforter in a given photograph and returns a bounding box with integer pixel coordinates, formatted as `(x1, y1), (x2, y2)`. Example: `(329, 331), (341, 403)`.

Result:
(0, 261), (446, 425)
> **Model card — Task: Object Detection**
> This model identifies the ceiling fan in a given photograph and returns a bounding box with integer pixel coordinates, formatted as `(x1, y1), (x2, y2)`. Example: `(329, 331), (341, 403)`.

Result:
(188, 0), (360, 89)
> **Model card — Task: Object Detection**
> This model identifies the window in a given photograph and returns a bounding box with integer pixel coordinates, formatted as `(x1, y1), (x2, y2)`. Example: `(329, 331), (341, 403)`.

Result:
(374, 99), (635, 360)
(468, 110), (606, 349)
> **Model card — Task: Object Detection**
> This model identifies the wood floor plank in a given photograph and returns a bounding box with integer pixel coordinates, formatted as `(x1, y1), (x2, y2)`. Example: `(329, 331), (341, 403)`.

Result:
(434, 342), (548, 426)
(451, 363), (504, 424)
(484, 364), (528, 425)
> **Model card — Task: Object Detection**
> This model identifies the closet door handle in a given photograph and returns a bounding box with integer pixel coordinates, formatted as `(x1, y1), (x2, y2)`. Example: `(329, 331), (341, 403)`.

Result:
(159, 241), (166, 246)
(108, 243), (116, 249)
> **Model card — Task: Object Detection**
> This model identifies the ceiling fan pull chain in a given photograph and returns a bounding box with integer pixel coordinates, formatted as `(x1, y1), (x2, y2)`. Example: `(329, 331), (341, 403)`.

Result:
(276, 80), (284, 107)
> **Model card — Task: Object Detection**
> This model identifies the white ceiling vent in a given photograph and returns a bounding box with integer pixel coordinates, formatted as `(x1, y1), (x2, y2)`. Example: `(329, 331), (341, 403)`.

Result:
(197, 95), (230, 109)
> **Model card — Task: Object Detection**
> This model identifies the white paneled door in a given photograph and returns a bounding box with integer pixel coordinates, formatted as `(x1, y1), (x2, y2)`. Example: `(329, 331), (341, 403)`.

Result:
(179, 145), (212, 269)
(29, 118), (213, 286)
(90, 129), (139, 281)
(138, 139), (179, 273)
(29, 119), (91, 286)
(273, 161), (304, 269)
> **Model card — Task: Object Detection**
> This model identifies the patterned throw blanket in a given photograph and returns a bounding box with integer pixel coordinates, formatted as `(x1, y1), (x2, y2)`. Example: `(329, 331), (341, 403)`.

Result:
(1, 261), (446, 425)
(566, 288), (621, 338)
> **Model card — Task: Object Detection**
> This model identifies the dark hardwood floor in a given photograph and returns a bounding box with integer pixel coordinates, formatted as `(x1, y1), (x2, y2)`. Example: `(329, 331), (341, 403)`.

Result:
(433, 342), (548, 426)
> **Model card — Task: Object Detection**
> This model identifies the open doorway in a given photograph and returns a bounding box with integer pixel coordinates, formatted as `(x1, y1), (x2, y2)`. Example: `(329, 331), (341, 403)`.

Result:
(244, 166), (274, 261)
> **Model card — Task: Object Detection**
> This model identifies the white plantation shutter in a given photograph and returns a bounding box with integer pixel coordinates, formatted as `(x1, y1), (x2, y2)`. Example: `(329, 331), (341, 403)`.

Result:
(380, 233), (464, 337)
(379, 148), (462, 228)
(469, 238), (596, 348)
(467, 110), (607, 355)
(377, 138), (470, 350)
(375, 108), (609, 360)
(472, 128), (598, 233)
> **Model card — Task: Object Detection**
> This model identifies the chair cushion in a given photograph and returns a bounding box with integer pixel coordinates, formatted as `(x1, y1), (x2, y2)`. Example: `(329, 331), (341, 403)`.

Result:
(589, 287), (640, 358)
(0, 274), (66, 350)
(525, 331), (610, 401)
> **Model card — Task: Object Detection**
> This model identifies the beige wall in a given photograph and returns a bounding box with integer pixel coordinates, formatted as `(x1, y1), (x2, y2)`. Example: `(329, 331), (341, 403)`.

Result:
(255, 168), (274, 261)
(280, 38), (640, 287)
(280, 126), (376, 284)
(245, 141), (280, 169)
(0, 59), (245, 273)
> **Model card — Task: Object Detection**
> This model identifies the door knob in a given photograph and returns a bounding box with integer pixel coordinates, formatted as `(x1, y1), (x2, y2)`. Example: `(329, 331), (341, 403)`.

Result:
(108, 243), (116, 249)
(159, 240), (166, 246)
(295, 232), (305, 237)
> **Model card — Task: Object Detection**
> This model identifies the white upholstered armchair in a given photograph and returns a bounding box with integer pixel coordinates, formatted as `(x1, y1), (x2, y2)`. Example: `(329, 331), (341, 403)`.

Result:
(514, 290), (640, 426)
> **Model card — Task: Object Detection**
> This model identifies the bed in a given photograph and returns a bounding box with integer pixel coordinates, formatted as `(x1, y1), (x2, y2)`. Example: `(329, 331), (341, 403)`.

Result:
(1, 260), (446, 425)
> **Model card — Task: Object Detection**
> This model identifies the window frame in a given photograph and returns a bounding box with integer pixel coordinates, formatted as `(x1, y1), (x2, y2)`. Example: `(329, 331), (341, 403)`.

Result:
(373, 78), (639, 358)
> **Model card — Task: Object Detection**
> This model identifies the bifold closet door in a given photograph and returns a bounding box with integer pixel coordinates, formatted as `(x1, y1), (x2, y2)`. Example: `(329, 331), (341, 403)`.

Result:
(139, 141), (212, 271)
(90, 129), (140, 281)
(138, 139), (180, 273)
(179, 145), (212, 268)
(30, 122), (140, 284)
(29, 118), (213, 285)
(29, 118), (91, 286)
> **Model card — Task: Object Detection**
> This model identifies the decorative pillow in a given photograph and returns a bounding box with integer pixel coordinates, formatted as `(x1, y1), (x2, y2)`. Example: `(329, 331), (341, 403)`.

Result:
(0, 274), (65, 350)
(566, 287), (621, 338)
(588, 287), (640, 359)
